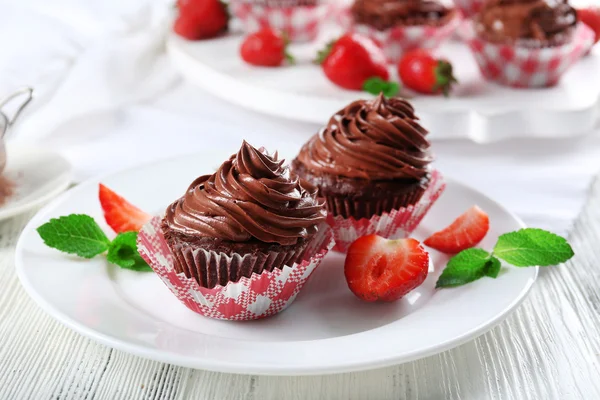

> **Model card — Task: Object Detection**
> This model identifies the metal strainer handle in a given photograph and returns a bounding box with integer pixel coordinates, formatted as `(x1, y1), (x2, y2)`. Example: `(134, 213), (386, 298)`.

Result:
(0, 87), (34, 138)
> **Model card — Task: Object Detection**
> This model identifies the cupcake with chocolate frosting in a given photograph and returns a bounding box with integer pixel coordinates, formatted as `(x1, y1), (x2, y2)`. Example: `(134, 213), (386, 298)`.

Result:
(467, 0), (593, 87)
(352, 0), (456, 29)
(292, 94), (445, 252)
(475, 0), (577, 47)
(339, 0), (461, 62)
(161, 141), (327, 289)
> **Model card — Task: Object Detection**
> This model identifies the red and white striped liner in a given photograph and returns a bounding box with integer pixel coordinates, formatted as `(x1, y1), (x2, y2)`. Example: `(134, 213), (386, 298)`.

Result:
(230, 1), (331, 42)
(467, 23), (595, 88)
(336, 8), (461, 62)
(326, 170), (445, 253)
(137, 218), (334, 321)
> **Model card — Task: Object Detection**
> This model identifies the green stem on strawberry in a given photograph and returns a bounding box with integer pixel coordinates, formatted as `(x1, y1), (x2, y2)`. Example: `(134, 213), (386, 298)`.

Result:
(433, 60), (458, 97)
(315, 40), (335, 65)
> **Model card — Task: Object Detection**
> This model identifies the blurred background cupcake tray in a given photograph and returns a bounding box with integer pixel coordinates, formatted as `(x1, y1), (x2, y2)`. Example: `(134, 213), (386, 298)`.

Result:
(169, 0), (600, 142)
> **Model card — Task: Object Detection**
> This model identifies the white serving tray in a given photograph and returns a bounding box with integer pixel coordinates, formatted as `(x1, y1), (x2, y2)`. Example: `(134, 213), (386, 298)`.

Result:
(167, 27), (600, 142)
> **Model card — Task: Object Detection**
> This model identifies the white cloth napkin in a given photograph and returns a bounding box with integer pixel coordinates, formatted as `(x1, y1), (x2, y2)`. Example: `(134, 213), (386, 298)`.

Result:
(0, 0), (178, 142)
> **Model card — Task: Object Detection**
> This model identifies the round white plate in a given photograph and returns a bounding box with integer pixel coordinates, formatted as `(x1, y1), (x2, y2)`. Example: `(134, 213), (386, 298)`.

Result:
(168, 28), (600, 142)
(0, 145), (72, 220)
(16, 149), (537, 375)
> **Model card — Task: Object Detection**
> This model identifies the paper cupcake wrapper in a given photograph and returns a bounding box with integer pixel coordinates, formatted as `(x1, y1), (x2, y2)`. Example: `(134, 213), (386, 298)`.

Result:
(337, 9), (461, 62)
(453, 0), (485, 18)
(169, 240), (309, 289)
(230, 2), (330, 42)
(467, 23), (595, 88)
(326, 170), (445, 253)
(138, 218), (334, 320)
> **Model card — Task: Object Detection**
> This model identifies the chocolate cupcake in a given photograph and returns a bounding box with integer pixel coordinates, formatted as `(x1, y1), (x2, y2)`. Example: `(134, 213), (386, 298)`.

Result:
(475, 0), (578, 47)
(467, 0), (593, 87)
(161, 141), (327, 289)
(351, 0), (457, 30)
(339, 0), (461, 62)
(292, 94), (432, 220)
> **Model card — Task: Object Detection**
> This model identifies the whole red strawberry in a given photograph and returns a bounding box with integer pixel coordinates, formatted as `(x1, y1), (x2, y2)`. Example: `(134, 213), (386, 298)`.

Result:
(240, 28), (293, 67)
(424, 206), (490, 254)
(577, 7), (600, 45)
(174, 0), (228, 40)
(398, 49), (457, 96)
(344, 235), (429, 302)
(317, 33), (398, 96)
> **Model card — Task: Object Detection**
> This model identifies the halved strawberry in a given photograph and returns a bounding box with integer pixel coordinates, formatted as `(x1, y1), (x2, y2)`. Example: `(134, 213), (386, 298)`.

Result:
(344, 235), (429, 302)
(99, 184), (151, 234)
(423, 206), (490, 254)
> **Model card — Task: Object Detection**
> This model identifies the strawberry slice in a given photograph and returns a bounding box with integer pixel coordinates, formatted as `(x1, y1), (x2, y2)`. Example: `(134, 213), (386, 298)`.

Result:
(99, 184), (151, 234)
(423, 206), (490, 254)
(344, 235), (429, 302)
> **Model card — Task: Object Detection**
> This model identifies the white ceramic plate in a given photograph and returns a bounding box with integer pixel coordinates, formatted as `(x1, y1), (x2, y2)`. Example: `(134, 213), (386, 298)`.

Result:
(168, 29), (600, 142)
(16, 149), (537, 375)
(0, 145), (72, 220)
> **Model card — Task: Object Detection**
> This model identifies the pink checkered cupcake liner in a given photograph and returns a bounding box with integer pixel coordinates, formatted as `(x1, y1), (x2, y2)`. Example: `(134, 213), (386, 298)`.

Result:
(230, 1), (331, 42)
(337, 8), (461, 62)
(326, 170), (445, 253)
(468, 23), (595, 88)
(138, 218), (335, 321)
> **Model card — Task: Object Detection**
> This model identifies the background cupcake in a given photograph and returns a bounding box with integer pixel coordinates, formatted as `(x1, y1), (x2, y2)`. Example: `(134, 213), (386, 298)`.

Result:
(468, 0), (595, 87)
(138, 141), (333, 320)
(338, 0), (461, 62)
(230, 0), (330, 42)
(291, 94), (445, 252)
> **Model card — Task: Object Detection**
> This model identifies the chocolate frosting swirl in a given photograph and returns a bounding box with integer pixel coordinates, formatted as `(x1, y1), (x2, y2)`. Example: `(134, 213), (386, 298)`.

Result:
(352, 0), (453, 30)
(295, 94), (432, 181)
(477, 0), (577, 43)
(164, 141), (326, 245)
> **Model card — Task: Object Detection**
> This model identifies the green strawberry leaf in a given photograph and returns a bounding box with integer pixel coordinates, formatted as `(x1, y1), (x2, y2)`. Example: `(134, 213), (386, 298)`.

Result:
(494, 228), (574, 267)
(363, 77), (399, 98)
(436, 248), (491, 288)
(37, 214), (110, 259)
(107, 231), (153, 272)
(483, 256), (502, 278)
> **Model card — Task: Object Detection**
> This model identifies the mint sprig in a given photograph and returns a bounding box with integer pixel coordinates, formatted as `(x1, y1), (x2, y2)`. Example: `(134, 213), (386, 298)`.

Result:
(107, 231), (152, 272)
(493, 228), (574, 267)
(436, 228), (574, 288)
(37, 214), (152, 272)
(37, 215), (110, 258)
(363, 77), (400, 98)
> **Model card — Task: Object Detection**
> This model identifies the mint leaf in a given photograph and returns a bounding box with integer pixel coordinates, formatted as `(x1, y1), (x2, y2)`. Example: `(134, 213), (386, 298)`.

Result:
(363, 78), (399, 98)
(494, 228), (574, 267)
(483, 256), (501, 278)
(436, 248), (491, 288)
(107, 232), (152, 272)
(37, 214), (110, 258)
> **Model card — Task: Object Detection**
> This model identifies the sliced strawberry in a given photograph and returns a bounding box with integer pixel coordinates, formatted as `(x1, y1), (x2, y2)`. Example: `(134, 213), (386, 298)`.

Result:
(344, 235), (429, 302)
(99, 184), (151, 234)
(424, 206), (490, 254)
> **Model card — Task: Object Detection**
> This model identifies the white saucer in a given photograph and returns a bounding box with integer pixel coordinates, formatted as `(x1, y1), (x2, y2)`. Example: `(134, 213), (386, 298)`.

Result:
(0, 145), (72, 221)
(15, 149), (536, 375)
